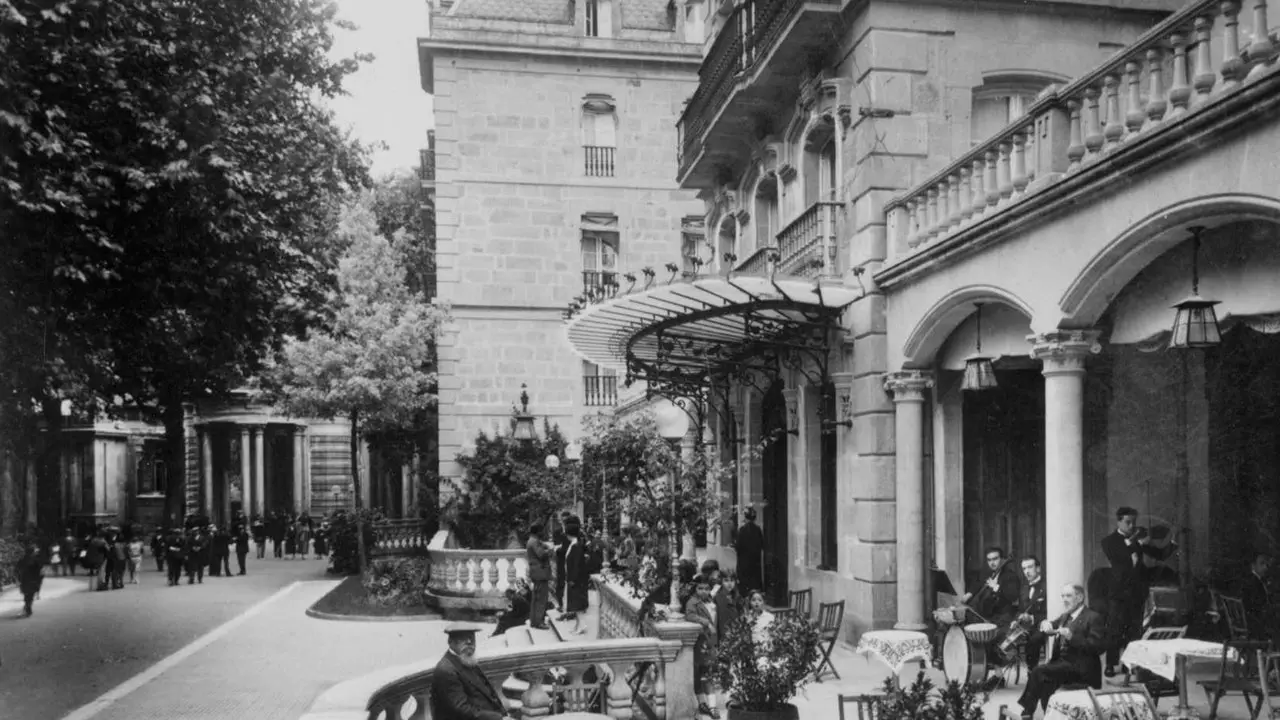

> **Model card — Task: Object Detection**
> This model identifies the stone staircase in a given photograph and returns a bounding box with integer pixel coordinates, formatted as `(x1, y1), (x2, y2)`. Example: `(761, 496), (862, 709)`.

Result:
(481, 590), (603, 706)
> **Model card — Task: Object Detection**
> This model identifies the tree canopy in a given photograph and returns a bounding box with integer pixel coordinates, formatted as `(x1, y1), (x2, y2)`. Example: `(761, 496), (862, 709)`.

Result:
(0, 0), (372, 523)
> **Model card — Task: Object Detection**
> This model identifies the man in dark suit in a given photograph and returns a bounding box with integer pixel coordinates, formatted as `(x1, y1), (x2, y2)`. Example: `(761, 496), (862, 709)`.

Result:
(961, 546), (1021, 627)
(430, 623), (512, 720)
(1240, 550), (1273, 641)
(1017, 583), (1108, 719)
(1016, 556), (1049, 670)
(1101, 506), (1176, 676)
(525, 524), (553, 630)
(733, 508), (764, 594)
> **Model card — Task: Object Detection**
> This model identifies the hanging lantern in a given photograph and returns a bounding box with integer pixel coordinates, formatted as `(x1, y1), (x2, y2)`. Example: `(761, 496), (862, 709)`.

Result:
(961, 302), (998, 392)
(513, 384), (537, 442)
(1169, 226), (1222, 349)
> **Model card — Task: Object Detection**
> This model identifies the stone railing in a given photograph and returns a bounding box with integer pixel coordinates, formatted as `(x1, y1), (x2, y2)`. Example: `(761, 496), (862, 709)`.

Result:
(734, 245), (777, 276)
(886, 0), (1279, 258)
(425, 546), (529, 615)
(597, 579), (646, 640)
(298, 638), (683, 720)
(777, 201), (841, 278)
(371, 519), (430, 557)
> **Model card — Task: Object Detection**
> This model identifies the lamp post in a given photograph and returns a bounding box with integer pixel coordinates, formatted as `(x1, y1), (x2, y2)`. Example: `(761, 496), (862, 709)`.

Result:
(655, 399), (691, 618)
(513, 383), (536, 443)
(545, 444), (585, 521)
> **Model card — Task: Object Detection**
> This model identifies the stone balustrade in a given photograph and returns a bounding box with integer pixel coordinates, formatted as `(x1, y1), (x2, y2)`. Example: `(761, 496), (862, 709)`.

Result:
(425, 545), (529, 615)
(777, 201), (841, 278)
(371, 519), (430, 557)
(299, 638), (682, 720)
(886, 0), (1279, 257)
(597, 578), (646, 640)
(733, 245), (778, 276)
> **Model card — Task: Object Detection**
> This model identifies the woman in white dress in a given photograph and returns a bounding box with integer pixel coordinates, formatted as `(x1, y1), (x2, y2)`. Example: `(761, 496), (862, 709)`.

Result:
(747, 590), (775, 650)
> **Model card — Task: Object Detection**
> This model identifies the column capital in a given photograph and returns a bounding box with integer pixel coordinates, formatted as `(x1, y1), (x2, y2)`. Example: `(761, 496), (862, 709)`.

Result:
(884, 370), (935, 402)
(1029, 329), (1103, 375)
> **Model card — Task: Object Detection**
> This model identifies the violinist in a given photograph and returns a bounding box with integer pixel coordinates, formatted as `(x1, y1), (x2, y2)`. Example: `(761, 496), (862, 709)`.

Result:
(1015, 556), (1048, 670)
(1101, 507), (1176, 677)
(962, 547), (1021, 627)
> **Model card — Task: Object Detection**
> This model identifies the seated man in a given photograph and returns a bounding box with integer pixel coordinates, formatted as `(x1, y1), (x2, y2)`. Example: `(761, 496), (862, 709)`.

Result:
(491, 584), (532, 638)
(1014, 556), (1049, 671)
(961, 546), (1021, 627)
(1239, 550), (1273, 641)
(1017, 584), (1107, 720)
(431, 623), (513, 720)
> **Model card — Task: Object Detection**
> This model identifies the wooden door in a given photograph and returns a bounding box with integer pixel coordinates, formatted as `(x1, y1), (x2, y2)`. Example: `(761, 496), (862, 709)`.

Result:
(761, 382), (790, 607)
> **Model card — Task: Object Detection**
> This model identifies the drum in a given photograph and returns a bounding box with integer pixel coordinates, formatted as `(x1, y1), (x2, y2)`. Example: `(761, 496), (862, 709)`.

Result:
(963, 622), (998, 643)
(934, 606), (968, 626)
(942, 625), (986, 684)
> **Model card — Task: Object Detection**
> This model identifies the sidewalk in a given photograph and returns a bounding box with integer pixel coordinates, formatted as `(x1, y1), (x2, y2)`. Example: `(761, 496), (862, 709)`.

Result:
(0, 577), (86, 610)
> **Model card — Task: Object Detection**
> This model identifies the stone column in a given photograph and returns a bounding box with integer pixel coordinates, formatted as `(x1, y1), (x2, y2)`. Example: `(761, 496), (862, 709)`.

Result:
(885, 370), (934, 630)
(361, 439), (372, 509)
(252, 427), (266, 516)
(240, 427), (252, 517)
(201, 426), (214, 519)
(292, 427), (305, 514)
(401, 462), (412, 518)
(1031, 330), (1102, 614)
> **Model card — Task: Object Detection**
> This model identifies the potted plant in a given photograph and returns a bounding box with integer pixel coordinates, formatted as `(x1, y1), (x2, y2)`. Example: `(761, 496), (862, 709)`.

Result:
(714, 609), (821, 720)
(872, 672), (989, 720)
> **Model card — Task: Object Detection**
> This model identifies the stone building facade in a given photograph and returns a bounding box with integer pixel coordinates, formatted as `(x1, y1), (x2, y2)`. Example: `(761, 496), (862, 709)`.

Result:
(417, 0), (706, 480)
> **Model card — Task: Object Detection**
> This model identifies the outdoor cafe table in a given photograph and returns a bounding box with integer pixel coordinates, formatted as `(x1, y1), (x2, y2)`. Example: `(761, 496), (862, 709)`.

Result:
(856, 629), (934, 681)
(1121, 638), (1232, 715)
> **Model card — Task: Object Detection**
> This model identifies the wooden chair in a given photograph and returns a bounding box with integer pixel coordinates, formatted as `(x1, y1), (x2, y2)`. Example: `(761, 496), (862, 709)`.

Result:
(837, 693), (881, 720)
(789, 587), (813, 619)
(1087, 686), (1160, 720)
(1210, 590), (1250, 640)
(1256, 650), (1280, 720)
(1200, 639), (1272, 720)
(1124, 626), (1188, 707)
(813, 600), (845, 682)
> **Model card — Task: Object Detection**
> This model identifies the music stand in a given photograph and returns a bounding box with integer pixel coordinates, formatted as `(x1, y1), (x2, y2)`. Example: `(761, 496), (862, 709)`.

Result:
(932, 568), (957, 597)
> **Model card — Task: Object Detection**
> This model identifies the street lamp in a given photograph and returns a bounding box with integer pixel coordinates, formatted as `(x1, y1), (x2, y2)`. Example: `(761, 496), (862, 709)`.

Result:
(654, 399), (691, 618)
(513, 384), (536, 443)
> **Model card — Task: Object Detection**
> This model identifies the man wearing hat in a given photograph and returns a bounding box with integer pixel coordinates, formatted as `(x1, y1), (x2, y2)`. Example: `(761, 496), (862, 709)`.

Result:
(431, 623), (512, 719)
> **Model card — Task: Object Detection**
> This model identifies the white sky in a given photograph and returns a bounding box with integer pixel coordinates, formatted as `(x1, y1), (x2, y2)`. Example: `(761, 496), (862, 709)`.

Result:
(327, 0), (435, 178)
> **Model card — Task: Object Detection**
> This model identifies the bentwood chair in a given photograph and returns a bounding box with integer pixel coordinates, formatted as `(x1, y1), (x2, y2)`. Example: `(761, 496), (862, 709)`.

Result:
(1256, 650), (1280, 720)
(1088, 686), (1160, 720)
(837, 693), (881, 720)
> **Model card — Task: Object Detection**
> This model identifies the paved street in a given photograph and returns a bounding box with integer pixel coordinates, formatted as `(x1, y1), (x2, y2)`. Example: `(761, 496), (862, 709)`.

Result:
(0, 553), (452, 720)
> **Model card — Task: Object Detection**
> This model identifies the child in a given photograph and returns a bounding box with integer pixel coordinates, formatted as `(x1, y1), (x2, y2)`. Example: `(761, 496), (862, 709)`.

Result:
(127, 536), (145, 584)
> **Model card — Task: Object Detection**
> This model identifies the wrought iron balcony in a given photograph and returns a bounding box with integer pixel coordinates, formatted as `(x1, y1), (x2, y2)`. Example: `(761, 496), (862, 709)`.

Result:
(584, 145), (615, 177)
(583, 375), (618, 406)
(677, 0), (841, 187)
(582, 270), (619, 300)
(418, 148), (435, 182)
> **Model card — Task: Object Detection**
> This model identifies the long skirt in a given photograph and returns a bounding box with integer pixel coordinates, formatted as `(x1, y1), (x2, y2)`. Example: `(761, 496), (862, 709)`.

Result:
(566, 580), (589, 613)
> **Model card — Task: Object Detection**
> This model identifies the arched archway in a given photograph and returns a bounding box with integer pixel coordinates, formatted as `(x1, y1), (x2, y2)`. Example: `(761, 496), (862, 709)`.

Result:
(902, 284), (1037, 367)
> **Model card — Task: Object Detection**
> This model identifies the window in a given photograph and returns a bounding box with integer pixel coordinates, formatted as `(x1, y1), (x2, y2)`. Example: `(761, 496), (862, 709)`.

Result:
(583, 95), (617, 177)
(716, 217), (738, 274)
(581, 229), (618, 297)
(137, 442), (169, 495)
(970, 73), (1064, 146)
(754, 176), (778, 252)
(585, 0), (612, 37)
(583, 361), (618, 406)
(681, 216), (706, 277)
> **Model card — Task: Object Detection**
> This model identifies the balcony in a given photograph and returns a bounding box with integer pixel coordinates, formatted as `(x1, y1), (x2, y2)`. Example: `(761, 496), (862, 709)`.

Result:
(417, 148), (435, 183)
(581, 270), (619, 300)
(584, 145), (615, 177)
(677, 0), (842, 187)
(583, 375), (618, 406)
(735, 201), (841, 278)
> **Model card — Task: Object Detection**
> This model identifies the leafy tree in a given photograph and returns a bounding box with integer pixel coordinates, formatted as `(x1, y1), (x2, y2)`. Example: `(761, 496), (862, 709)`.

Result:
(442, 417), (575, 549)
(0, 0), (371, 526)
(269, 198), (445, 574)
(580, 412), (728, 599)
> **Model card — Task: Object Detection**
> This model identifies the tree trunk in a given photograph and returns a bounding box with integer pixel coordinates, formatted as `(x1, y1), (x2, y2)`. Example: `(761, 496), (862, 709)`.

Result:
(37, 396), (63, 536)
(160, 392), (187, 528)
(351, 409), (366, 576)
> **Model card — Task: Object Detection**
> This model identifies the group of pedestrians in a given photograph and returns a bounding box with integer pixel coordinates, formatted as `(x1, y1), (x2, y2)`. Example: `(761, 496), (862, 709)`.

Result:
(249, 511), (327, 561)
(523, 512), (605, 636)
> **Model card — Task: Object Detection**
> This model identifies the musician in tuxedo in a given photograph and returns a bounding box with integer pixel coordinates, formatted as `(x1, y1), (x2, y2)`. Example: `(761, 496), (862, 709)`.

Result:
(1016, 556), (1049, 670)
(961, 546), (1021, 626)
(1016, 584), (1107, 719)
(1101, 507), (1177, 676)
(430, 623), (513, 720)
(1239, 550), (1273, 641)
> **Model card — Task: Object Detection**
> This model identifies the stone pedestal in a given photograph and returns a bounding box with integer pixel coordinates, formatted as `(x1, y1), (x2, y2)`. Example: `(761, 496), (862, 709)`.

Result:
(1031, 330), (1101, 614)
(885, 370), (934, 630)
(647, 618), (701, 720)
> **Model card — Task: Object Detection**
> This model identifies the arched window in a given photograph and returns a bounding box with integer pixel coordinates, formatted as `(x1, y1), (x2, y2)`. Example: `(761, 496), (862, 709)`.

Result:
(801, 120), (837, 206)
(971, 72), (1065, 145)
(754, 174), (778, 251)
(582, 95), (617, 177)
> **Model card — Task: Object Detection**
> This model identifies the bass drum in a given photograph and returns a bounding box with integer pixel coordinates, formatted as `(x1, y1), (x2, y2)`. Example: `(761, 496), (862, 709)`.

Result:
(942, 625), (987, 685)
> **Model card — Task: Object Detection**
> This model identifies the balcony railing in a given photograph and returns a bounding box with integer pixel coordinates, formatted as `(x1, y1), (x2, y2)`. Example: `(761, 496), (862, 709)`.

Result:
(418, 148), (435, 181)
(582, 270), (619, 300)
(584, 375), (618, 406)
(775, 201), (841, 278)
(885, 0), (1279, 261)
(584, 145), (615, 177)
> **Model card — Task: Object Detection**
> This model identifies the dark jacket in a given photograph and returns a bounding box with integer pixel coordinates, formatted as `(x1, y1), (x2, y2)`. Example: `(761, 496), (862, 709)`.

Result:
(1019, 578), (1048, 625)
(235, 529), (250, 555)
(1102, 531), (1172, 600)
(714, 586), (742, 640)
(1240, 571), (1271, 639)
(970, 563), (1021, 624)
(429, 651), (506, 720)
(17, 552), (44, 594)
(526, 536), (552, 583)
(1040, 606), (1107, 685)
(733, 522), (764, 589)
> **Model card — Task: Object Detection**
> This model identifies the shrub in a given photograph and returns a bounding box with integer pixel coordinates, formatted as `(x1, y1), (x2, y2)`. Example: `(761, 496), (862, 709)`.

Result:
(362, 556), (431, 607)
(871, 672), (990, 720)
(0, 537), (25, 589)
(326, 508), (378, 575)
(715, 609), (821, 712)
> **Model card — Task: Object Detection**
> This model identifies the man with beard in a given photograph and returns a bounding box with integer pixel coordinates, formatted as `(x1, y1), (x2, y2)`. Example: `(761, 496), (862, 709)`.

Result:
(430, 623), (512, 719)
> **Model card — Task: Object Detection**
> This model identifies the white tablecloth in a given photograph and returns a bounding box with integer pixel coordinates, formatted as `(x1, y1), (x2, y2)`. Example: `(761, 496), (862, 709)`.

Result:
(1044, 688), (1161, 720)
(856, 630), (933, 674)
(1120, 638), (1229, 681)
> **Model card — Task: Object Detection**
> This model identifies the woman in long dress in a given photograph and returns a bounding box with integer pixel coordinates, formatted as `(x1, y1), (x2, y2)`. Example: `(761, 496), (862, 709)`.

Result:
(564, 526), (590, 635)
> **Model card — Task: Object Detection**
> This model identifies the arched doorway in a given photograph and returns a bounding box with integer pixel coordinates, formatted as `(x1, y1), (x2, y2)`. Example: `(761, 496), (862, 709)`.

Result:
(761, 380), (790, 606)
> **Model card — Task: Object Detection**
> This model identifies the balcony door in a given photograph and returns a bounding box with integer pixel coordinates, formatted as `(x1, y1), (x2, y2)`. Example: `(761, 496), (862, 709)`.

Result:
(581, 231), (618, 294)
